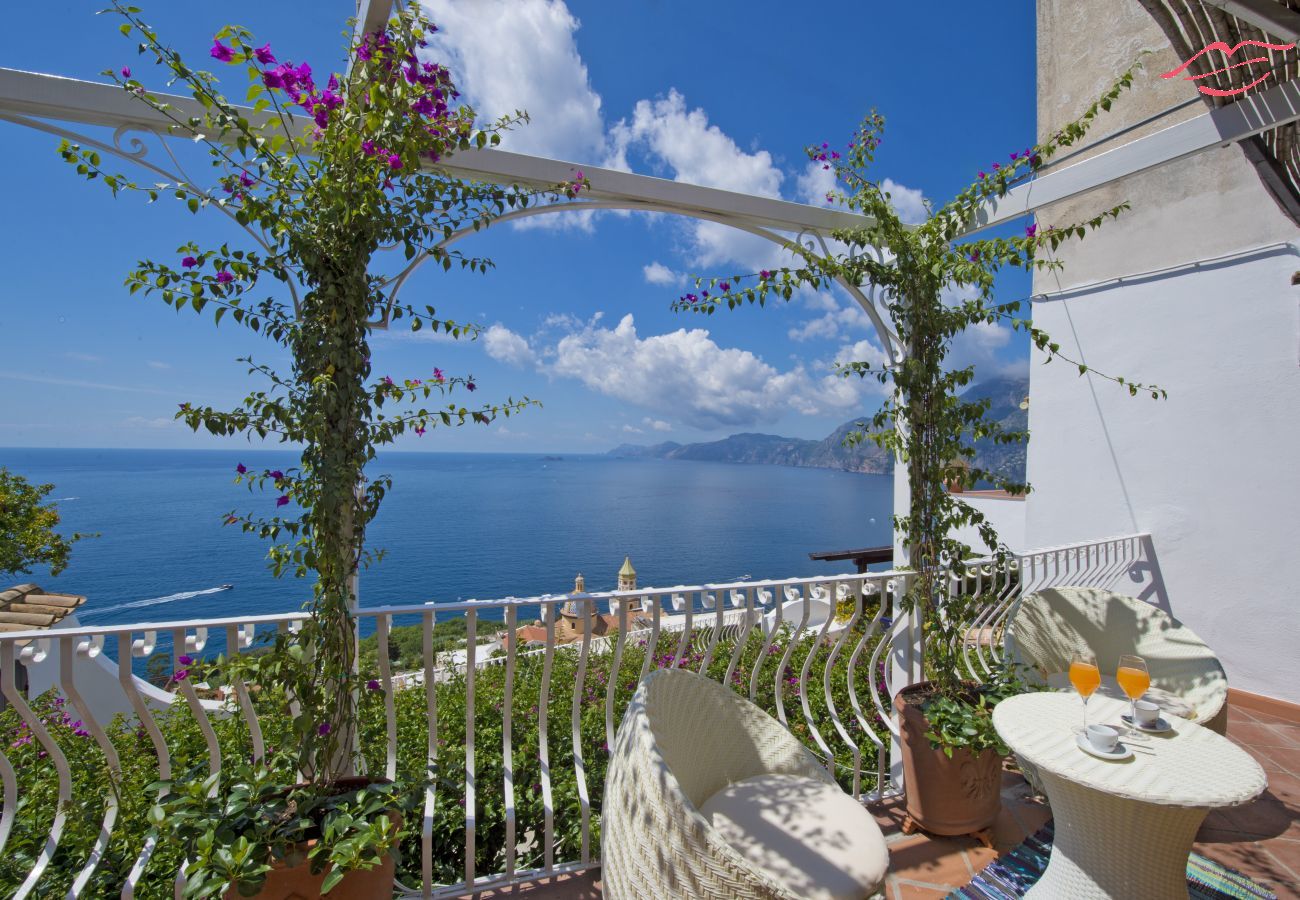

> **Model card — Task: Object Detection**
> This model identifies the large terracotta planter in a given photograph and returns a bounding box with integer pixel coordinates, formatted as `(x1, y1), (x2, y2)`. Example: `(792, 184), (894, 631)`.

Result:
(894, 682), (1001, 842)
(224, 851), (395, 900)
(222, 778), (400, 899)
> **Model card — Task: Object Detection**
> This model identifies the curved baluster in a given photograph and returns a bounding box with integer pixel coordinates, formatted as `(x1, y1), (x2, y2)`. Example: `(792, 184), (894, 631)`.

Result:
(172, 629), (220, 786)
(867, 620), (901, 739)
(225, 624), (265, 764)
(797, 596), (837, 762)
(369, 616), (395, 782)
(699, 592), (723, 675)
(671, 595), (691, 669)
(750, 588), (782, 702)
(501, 605), (518, 882)
(538, 605), (556, 872)
(0, 746), (15, 856)
(119, 632), (171, 899)
(606, 599), (628, 752)
(463, 610), (477, 886)
(1, 640), (69, 900)
(60, 634), (122, 896)
(773, 584), (812, 727)
(723, 589), (755, 689)
(420, 610), (437, 898)
(638, 595), (661, 684)
(570, 600), (592, 865)
(823, 581), (868, 798)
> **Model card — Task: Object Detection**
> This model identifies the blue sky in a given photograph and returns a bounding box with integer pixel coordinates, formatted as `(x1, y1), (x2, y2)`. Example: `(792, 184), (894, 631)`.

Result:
(0, 1), (1036, 453)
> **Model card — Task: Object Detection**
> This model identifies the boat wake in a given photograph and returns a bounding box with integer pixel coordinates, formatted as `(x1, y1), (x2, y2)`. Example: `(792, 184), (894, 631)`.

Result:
(80, 584), (234, 619)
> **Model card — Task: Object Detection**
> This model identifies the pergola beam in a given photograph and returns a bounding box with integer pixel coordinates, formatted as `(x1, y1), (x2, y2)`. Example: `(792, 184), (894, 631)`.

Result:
(1201, 0), (1300, 40)
(352, 0), (395, 48)
(968, 74), (1300, 233)
(0, 67), (870, 238)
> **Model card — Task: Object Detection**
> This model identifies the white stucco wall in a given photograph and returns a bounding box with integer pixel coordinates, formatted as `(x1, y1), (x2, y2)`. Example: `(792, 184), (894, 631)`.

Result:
(952, 494), (1027, 556)
(1032, 0), (1300, 704)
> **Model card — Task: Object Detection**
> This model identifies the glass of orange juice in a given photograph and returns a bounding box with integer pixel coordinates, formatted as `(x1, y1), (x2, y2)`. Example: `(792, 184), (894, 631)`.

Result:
(1069, 651), (1101, 731)
(1117, 655), (1150, 722)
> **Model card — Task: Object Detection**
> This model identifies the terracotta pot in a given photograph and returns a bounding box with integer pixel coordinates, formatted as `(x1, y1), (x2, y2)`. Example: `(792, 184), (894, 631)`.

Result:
(894, 682), (1001, 837)
(224, 851), (395, 900)
(222, 777), (400, 899)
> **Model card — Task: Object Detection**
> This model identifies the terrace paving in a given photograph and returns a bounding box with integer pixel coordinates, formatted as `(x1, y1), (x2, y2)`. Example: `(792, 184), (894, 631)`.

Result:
(452, 702), (1300, 899)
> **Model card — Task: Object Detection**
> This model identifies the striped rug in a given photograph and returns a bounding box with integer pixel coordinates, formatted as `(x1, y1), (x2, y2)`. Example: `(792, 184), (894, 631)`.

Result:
(948, 822), (1276, 899)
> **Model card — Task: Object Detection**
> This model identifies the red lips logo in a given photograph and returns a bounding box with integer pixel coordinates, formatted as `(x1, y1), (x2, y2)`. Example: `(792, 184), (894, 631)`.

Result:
(1160, 39), (1296, 97)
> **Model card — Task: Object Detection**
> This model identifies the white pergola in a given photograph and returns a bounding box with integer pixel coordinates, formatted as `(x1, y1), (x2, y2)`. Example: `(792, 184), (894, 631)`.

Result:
(2, 0), (1298, 364)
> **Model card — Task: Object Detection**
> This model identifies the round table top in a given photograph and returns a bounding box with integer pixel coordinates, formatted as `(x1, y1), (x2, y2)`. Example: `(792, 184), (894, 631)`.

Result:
(994, 692), (1265, 808)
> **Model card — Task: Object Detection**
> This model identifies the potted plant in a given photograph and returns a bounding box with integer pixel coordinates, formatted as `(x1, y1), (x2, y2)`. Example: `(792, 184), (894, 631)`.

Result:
(68, 4), (583, 895)
(679, 67), (1161, 839)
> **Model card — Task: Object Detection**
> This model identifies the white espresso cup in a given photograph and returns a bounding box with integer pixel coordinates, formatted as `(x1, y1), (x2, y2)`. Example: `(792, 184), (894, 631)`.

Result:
(1087, 724), (1120, 753)
(1134, 700), (1161, 727)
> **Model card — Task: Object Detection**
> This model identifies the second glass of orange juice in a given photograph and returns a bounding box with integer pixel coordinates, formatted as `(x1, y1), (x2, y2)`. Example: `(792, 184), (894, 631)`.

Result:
(1117, 654), (1150, 721)
(1070, 652), (1101, 731)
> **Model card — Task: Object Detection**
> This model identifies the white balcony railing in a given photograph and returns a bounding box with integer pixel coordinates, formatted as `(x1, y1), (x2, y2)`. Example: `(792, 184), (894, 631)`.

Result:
(0, 532), (1152, 898)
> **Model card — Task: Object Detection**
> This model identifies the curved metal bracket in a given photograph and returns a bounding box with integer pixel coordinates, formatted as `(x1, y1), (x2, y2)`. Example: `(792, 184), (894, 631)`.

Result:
(378, 197), (903, 365)
(0, 112), (303, 318)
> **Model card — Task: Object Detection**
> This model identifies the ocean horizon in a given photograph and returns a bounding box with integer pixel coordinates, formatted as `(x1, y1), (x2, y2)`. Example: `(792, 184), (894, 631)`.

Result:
(0, 448), (894, 632)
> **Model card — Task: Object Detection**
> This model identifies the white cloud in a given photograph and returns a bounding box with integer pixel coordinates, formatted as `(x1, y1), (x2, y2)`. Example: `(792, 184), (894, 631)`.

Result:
(548, 313), (862, 430)
(795, 161), (838, 208)
(881, 178), (929, 225)
(422, 0), (605, 162)
(834, 338), (892, 369)
(644, 417), (672, 432)
(642, 261), (680, 286)
(147, 360), (171, 370)
(124, 416), (179, 429)
(607, 90), (792, 270)
(621, 424), (643, 434)
(482, 323), (537, 367)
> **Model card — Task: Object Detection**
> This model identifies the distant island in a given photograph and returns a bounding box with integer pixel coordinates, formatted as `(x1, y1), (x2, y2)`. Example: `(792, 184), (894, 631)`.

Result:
(609, 374), (1028, 483)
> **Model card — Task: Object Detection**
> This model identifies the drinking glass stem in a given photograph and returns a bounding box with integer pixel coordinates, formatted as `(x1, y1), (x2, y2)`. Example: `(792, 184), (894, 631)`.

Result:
(1082, 696), (1088, 731)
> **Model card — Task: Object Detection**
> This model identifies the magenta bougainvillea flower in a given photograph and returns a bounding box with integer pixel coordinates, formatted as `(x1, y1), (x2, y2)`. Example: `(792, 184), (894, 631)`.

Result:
(120, 66), (131, 79)
(210, 41), (234, 63)
(181, 256), (198, 268)
(236, 463), (247, 474)
(466, 382), (476, 392)
(173, 669), (189, 681)
(1025, 223), (1038, 238)
(759, 269), (772, 280)
(366, 679), (381, 691)
(216, 270), (234, 284)
(387, 153), (402, 170)
(414, 425), (426, 436)
(253, 43), (276, 65)
(720, 281), (730, 292)
(178, 655), (194, 666)
(383, 376), (393, 385)
(432, 368), (444, 381)
(317, 722), (332, 736)
(276, 495), (289, 507)
(969, 250), (981, 262)
(268, 469), (284, 480)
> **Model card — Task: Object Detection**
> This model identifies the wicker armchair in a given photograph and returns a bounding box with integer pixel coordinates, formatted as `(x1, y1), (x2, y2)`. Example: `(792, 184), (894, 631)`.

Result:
(602, 668), (888, 900)
(1005, 586), (1228, 734)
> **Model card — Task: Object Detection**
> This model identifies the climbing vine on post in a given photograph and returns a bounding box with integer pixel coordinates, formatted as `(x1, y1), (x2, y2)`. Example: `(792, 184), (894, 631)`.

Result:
(679, 66), (1162, 699)
(65, 3), (586, 782)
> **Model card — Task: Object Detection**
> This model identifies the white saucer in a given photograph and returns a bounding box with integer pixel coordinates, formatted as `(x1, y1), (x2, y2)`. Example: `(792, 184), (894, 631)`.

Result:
(1076, 733), (1134, 760)
(1122, 714), (1172, 734)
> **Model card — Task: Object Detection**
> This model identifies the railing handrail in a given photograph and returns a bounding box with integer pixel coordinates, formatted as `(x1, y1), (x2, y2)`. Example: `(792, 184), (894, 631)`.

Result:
(0, 570), (899, 643)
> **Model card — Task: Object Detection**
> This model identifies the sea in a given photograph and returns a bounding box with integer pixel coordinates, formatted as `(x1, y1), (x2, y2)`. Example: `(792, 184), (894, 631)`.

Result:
(0, 448), (893, 657)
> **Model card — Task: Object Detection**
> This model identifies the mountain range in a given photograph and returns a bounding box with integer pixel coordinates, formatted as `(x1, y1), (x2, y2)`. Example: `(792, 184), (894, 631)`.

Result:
(609, 374), (1029, 483)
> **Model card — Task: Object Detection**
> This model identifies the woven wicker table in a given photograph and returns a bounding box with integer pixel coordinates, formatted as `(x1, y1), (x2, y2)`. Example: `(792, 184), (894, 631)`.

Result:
(993, 692), (1265, 899)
